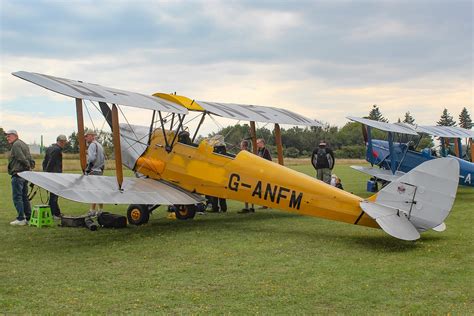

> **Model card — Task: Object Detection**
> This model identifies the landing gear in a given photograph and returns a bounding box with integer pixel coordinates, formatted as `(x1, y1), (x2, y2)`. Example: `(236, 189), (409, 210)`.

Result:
(127, 204), (158, 225)
(174, 204), (197, 220)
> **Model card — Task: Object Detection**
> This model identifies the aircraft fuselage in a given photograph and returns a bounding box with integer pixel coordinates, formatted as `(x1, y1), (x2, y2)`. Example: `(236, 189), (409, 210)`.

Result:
(134, 129), (379, 229)
(369, 140), (474, 187)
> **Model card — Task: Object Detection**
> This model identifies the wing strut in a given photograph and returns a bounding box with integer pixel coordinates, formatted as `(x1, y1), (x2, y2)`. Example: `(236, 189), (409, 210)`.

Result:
(274, 123), (284, 165)
(111, 104), (124, 190)
(75, 98), (87, 173)
(192, 112), (207, 143)
(249, 121), (258, 154)
(148, 110), (156, 146)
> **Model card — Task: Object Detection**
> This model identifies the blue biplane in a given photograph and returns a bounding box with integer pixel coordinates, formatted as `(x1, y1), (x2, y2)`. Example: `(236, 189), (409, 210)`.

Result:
(347, 116), (474, 188)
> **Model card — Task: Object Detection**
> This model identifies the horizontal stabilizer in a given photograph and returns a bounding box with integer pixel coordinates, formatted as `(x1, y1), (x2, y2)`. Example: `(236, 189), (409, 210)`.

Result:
(360, 201), (420, 240)
(361, 158), (459, 240)
(351, 165), (405, 182)
(19, 171), (203, 205)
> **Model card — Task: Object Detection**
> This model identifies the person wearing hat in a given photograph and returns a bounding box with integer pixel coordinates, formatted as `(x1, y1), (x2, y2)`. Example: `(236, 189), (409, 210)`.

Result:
(6, 129), (34, 226)
(311, 140), (335, 184)
(42, 134), (68, 219)
(84, 129), (105, 215)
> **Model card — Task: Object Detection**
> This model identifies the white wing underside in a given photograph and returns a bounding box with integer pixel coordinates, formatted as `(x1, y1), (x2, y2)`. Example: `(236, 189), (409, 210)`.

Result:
(351, 165), (405, 182)
(19, 171), (203, 205)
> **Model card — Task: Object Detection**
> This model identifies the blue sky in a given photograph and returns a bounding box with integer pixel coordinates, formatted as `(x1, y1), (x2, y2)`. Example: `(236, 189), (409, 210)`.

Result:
(0, 0), (472, 144)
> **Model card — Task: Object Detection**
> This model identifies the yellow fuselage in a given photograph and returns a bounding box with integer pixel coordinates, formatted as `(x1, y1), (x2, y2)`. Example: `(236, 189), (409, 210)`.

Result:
(135, 130), (378, 229)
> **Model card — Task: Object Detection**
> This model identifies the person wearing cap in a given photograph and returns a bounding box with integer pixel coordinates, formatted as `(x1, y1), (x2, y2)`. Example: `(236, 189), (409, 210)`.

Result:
(6, 129), (34, 226)
(311, 140), (335, 184)
(84, 129), (105, 215)
(42, 134), (68, 219)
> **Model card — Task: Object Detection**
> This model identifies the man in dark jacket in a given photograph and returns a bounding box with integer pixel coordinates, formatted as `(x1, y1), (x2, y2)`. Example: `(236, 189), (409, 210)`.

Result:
(311, 140), (335, 184)
(42, 134), (68, 219)
(7, 130), (33, 226)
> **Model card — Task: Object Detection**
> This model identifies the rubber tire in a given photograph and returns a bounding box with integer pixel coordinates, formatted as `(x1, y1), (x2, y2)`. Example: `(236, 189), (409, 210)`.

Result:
(174, 205), (197, 220)
(127, 204), (150, 226)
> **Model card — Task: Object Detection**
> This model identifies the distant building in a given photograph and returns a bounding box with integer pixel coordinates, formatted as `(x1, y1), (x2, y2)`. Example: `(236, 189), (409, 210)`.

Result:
(28, 143), (41, 155)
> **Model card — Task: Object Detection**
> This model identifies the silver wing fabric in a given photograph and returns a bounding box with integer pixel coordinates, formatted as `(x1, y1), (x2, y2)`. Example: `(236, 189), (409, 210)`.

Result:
(12, 71), (187, 114)
(350, 165), (405, 182)
(19, 171), (203, 205)
(416, 126), (474, 138)
(347, 116), (419, 135)
(197, 100), (322, 127)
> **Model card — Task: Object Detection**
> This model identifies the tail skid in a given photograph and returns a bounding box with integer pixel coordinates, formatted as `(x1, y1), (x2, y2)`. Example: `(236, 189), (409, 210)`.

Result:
(360, 158), (459, 240)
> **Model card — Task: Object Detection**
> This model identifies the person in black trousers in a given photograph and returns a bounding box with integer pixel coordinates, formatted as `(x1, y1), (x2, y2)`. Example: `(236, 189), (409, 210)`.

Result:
(42, 134), (68, 219)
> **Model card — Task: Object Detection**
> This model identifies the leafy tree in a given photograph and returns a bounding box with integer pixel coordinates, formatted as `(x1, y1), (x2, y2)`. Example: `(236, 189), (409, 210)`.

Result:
(367, 104), (388, 122)
(458, 107), (472, 129)
(0, 127), (8, 153)
(403, 111), (415, 124)
(64, 131), (79, 153)
(437, 108), (456, 126)
(284, 147), (300, 158)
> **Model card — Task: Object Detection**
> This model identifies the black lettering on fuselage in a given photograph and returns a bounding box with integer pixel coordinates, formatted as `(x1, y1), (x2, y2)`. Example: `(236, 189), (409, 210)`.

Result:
(276, 186), (290, 204)
(227, 174), (303, 210)
(264, 183), (277, 202)
(289, 191), (303, 210)
(228, 173), (240, 191)
(252, 181), (262, 198)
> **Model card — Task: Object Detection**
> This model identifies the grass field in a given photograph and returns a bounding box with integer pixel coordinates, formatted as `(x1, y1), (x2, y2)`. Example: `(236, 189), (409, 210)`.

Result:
(0, 162), (472, 314)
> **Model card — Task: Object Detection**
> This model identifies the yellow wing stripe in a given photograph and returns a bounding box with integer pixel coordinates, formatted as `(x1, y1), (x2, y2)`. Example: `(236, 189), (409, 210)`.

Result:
(153, 93), (205, 112)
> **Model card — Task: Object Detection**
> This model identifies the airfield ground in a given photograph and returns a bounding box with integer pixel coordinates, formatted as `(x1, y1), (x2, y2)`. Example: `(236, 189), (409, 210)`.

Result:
(0, 159), (472, 314)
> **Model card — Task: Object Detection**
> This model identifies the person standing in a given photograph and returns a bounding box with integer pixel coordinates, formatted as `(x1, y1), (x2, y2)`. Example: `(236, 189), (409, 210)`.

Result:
(42, 134), (68, 219)
(311, 140), (335, 184)
(256, 138), (272, 161)
(238, 140), (255, 214)
(256, 138), (272, 209)
(84, 130), (105, 215)
(6, 130), (33, 226)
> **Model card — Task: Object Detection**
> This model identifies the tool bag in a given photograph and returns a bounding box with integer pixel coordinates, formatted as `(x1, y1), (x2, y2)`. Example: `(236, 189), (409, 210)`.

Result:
(97, 212), (127, 228)
(60, 215), (87, 227)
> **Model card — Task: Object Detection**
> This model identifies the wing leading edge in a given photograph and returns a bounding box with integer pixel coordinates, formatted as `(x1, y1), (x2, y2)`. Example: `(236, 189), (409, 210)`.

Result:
(12, 71), (188, 114)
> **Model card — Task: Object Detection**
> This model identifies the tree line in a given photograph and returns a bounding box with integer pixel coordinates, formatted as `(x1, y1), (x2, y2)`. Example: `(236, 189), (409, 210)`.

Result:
(0, 106), (471, 158)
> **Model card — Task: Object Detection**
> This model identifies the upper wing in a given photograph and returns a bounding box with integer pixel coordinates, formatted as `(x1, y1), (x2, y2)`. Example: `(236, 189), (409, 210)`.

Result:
(351, 165), (405, 182)
(347, 116), (418, 135)
(12, 71), (187, 114)
(196, 100), (322, 127)
(416, 125), (474, 139)
(19, 171), (203, 205)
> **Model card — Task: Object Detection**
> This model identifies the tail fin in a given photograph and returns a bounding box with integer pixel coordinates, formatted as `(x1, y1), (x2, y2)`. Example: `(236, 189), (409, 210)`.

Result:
(360, 158), (459, 240)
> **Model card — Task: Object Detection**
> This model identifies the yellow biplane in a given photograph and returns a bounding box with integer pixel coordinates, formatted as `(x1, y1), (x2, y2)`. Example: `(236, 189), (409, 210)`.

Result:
(12, 71), (460, 241)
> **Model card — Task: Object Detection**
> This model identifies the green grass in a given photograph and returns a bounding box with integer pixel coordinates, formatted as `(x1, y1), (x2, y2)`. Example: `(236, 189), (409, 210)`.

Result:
(0, 164), (472, 314)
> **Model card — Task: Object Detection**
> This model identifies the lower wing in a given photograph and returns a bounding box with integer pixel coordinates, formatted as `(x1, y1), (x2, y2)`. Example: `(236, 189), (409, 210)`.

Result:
(19, 171), (203, 205)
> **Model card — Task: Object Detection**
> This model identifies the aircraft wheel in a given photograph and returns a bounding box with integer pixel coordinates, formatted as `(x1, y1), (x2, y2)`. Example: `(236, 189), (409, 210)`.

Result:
(127, 204), (150, 225)
(174, 204), (196, 220)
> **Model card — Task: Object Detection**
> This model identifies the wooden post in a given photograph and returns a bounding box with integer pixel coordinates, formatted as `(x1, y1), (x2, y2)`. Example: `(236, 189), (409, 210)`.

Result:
(274, 123), (284, 165)
(112, 104), (123, 190)
(75, 98), (87, 173)
(250, 121), (258, 154)
(454, 138), (460, 157)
